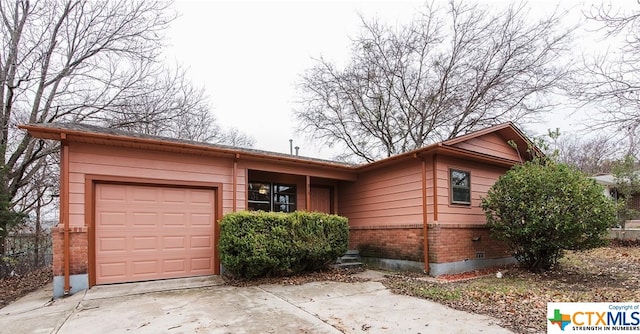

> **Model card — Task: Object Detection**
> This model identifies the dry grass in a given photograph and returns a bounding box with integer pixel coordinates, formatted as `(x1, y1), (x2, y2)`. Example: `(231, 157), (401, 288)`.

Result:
(382, 246), (640, 334)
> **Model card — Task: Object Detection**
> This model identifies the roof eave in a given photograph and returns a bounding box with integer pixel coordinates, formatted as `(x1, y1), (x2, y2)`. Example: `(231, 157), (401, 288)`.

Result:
(20, 124), (358, 172)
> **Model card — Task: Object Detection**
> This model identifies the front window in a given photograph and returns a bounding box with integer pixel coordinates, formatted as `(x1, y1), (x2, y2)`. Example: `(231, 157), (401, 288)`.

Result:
(248, 182), (297, 212)
(450, 169), (471, 205)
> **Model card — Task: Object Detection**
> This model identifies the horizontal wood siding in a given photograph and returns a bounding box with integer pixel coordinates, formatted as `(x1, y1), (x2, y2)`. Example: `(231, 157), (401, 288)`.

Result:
(450, 132), (521, 161)
(340, 160), (423, 227)
(68, 143), (237, 227)
(435, 155), (508, 224)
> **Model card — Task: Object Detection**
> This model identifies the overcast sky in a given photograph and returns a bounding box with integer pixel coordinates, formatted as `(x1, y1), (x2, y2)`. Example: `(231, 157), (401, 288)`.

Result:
(164, 0), (612, 159)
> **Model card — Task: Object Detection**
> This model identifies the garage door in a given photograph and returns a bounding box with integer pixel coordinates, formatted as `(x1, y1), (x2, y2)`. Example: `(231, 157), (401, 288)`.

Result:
(95, 183), (216, 284)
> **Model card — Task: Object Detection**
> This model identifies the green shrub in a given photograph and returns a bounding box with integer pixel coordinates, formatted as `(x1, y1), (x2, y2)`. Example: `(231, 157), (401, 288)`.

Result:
(481, 159), (617, 272)
(218, 211), (348, 278)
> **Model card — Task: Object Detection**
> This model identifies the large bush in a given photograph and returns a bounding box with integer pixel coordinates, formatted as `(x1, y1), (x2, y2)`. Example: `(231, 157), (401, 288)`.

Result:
(481, 159), (617, 272)
(218, 211), (348, 278)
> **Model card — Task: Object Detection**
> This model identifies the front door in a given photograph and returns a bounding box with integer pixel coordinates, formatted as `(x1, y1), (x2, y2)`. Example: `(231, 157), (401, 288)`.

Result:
(310, 186), (332, 213)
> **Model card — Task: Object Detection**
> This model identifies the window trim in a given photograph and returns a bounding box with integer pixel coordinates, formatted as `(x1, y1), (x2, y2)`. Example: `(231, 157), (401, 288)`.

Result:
(449, 168), (471, 205)
(247, 181), (297, 212)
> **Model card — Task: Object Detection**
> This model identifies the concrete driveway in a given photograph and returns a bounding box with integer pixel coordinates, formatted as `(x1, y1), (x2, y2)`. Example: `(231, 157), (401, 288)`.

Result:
(0, 271), (512, 333)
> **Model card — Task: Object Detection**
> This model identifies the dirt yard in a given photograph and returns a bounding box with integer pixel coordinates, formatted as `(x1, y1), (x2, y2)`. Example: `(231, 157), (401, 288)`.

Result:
(383, 242), (640, 334)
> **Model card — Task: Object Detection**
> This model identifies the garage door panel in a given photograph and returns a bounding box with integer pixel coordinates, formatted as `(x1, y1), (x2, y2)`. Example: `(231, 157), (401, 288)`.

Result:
(191, 189), (214, 203)
(132, 212), (159, 226)
(162, 213), (187, 226)
(163, 259), (186, 273)
(132, 260), (158, 275)
(95, 183), (216, 285)
(191, 236), (212, 248)
(162, 189), (187, 203)
(191, 257), (213, 271)
(132, 237), (157, 250)
(163, 236), (186, 250)
(98, 262), (127, 279)
(99, 212), (127, 226)
(191, 213), (213, 226)
(98, 184), (128, 202)
(99, 237), (127, 252)
(132, 187), (159, 202)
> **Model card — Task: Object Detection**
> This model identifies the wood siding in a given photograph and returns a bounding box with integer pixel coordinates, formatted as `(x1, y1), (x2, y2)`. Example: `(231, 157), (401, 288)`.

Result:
(434, 155), (508, 224)
(68, 142), (239, 227)
(340, 160), (423, 227)
(449, 132), (521, 161)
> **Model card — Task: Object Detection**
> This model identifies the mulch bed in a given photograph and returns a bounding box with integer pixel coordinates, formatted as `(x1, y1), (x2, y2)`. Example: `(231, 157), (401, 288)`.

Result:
(222, 267), (368, 286)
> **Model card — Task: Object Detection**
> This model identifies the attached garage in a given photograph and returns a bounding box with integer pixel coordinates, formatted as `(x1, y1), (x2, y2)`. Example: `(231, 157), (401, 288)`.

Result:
(22, 122), (355, 298)
(93, 183), (217, 284)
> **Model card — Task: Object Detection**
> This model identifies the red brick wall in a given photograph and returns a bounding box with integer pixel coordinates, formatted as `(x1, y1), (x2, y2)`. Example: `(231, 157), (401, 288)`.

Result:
(349, 225), (423, 262)
(428, 223), (510, 263)
(52, 226), (88, 276)
(349, 223), (511, 264)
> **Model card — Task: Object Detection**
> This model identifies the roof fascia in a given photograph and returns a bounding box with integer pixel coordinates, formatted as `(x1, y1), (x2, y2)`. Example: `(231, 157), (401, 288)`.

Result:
(20, 124), (358, 173)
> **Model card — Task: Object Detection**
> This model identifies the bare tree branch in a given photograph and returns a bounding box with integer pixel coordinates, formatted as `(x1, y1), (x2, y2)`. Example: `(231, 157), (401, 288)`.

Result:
(295, 1), (575, 162)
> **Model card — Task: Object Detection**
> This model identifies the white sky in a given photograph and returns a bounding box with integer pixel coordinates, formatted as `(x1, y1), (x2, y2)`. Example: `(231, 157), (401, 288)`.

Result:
(163, 0), (609, 159)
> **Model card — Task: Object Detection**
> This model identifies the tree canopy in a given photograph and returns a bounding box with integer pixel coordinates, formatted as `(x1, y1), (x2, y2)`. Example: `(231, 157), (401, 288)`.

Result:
(574, 3), (640, 156)
(295, 1), (575, 162)
(0, 0), (252, 253)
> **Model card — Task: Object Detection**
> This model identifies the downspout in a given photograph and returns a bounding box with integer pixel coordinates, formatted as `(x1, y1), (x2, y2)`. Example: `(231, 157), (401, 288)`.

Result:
(419, 155), (429, 274)
(305, 175), (311, 211)
(432, 153), (439, 222)
(60, 134), (70, 295)
(232, 154), (239, 212)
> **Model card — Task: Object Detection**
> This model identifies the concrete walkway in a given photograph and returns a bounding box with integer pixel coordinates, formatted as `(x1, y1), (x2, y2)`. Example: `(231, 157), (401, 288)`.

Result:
(0, 271), (512, 333)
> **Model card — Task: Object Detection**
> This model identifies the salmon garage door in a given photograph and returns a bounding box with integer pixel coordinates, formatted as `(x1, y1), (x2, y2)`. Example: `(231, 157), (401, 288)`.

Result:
(95, 183), (216, 284)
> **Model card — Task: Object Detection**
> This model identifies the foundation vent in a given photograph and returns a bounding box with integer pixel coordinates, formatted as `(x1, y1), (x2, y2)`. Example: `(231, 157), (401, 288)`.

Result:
(475, 251), (485, 259)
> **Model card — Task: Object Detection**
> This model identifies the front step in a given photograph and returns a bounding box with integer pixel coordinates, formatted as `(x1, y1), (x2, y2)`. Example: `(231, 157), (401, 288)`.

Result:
(333, 249), (363, 269)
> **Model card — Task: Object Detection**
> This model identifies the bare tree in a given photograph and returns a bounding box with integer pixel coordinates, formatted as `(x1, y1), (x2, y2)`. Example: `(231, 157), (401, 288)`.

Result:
(295, 1), (575, 162)
(550, 134), (619, 175)
(574, 2), (640, 156)
(0, 0), (251, 254)
(105, 65), (256, 146)
(216, 127), (256, 148)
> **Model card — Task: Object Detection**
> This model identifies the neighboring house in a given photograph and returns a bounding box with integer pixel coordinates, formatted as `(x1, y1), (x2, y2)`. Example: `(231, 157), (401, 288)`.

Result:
(22, 122), (539, 298)
(592, 173), (640, 223)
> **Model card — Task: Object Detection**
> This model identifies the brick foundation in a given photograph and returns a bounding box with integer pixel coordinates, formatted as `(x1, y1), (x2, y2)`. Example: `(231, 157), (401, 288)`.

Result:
(427, 223), (511, 263)
(52, 226), (88, 276)
(349, 223), (511, 269)
(349, 225), (423, 262)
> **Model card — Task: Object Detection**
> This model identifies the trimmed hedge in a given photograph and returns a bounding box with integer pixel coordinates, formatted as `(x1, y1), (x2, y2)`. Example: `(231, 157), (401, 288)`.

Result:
(218, 211), (349, 278)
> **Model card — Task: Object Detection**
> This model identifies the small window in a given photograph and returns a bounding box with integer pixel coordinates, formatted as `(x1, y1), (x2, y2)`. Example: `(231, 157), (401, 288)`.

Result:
(450, 169), (471, 205)
(248, 182), (297, 212)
